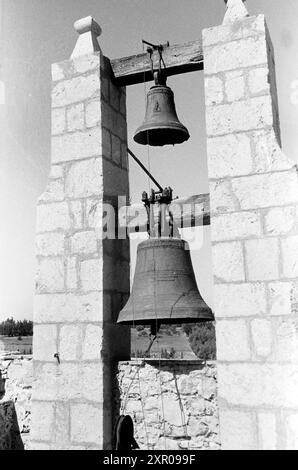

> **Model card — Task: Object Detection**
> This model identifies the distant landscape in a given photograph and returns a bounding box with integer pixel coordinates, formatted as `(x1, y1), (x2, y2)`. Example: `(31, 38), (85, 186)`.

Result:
(0, 318), (216, 360)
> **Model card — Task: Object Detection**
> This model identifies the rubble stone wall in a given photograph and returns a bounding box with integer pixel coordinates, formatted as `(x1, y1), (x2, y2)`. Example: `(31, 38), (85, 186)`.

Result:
(0, 355), (33, 450)
(117, 360), (220, 450)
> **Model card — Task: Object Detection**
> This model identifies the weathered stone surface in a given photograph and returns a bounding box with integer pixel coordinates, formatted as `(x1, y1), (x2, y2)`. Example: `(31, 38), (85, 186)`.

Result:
(220, 410), (256, 450)
(269, 282), (293, 316)
(204, 36), (267, 75)
(209, 180), (237, 214)
(67, 103), (85, 131)
(205, 76), (224, 106)
(82, 325), (103, 361)
(66, 257), (78, 290)
(30, 401), (55, 442)
(282, 236), (298, 278)
(70, 404), (102, 444)
(39, 179), (65, 203)
(203, 15), (266, 47)
(252, 130), (294, 173)
(225, 70), (245, 102)
(208, 133), (252, 179)
(33, 325), (57, 362)
(218, 363), (298, 407)
(212, 242), (245, 282)
(52, 128), (101, 163)
(36, 258), (65, 293)
(251, 319), (272, 358)
(232, 172), (298, 210)
(274, 318), (298, 362)
(265, 206), (297, 236)
(80, 259), (103, 291)
(117, 361), (219, 450)
(212, 211), (261, 241)
(217, 319), (250, 361)
(36, 202), (70, 233)
(59, 325), (81, 361)
(52, 108), (66, 135)
(52, 74), (100, 107)
(85, 99), (101, 128)
(258, 412), (277, 450)
(286, 414), (298, 450)
(36, 233), (65, 256)
(248, 67), (270, 95)
(71, 231), (98, 255)
(214, 283), (266, 318)
(65, 158), (102, 198)
(206, 96), (273, 136)
(245, 238), (279, 281)
(34, 292), (103, 323)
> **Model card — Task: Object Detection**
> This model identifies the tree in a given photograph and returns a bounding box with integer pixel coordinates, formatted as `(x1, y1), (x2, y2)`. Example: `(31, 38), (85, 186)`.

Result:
(183, 322), (216, 360)
(0, 318), (33, 337)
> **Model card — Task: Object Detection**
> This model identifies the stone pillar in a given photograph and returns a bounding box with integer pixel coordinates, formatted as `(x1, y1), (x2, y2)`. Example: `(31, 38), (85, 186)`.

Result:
(30, 17), (130, 450)
(203, 4), (298, 450)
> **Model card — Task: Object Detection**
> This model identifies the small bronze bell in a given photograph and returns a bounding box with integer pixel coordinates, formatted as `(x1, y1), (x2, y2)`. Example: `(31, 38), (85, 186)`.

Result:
(117, 237), (214, 334)
(134, 72), (190, 147)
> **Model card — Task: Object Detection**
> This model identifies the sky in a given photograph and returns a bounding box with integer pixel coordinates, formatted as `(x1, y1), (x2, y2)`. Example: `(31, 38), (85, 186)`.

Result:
(0, 0), (298, 320)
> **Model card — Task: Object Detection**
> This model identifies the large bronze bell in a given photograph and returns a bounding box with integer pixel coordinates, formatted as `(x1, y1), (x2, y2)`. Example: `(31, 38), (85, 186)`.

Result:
(134, 76), (190, 147)
(117, 238), (214, 333)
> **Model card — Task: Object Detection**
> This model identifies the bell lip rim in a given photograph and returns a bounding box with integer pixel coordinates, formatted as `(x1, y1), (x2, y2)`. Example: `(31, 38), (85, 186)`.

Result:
(134, 125), (190, 146)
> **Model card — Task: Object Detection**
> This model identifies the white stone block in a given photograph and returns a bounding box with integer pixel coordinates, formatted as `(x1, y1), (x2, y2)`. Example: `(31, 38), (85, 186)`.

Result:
(85, 99), (101, 128)
(209, 180), (237, 214)
(220, 410), (256, 450)
(69, 201), (83, 229)
(217, 363), (298, 408)
(245, 238), (279, 281)
(225, 70), (245, 102)
(275, 318), (298, 363)
(66, 158), (102, 198)
(82, 325), (103, 361)
(39, 179), (64, 203)
(232, 172), (298, 210)
(282, 236), (298, 278)
(36, 258), (65, 293)
(80, 259), (103, 291)
(214, 283), (267, 318)
(205, 76), (224, 106)
(207, 133), (252, 178)
(71, 404), (102, 445)
(52, 108), (66, 135)
(52, 128), (101, 164)
(112, 134), (121, 165)
(59, 325), (81, 361)
(251, 319), (272, 357)
(36, 233), (65, 256)
(212, 241), (245, 282)
(269, 282), (292, 316)
(217, 319), (250, 361)
(204, 36), (267, 75)
(66, 257), (78, 290)
(286, 414), (298, 450)
(33, 325), (57, 361)
(71, 231), (98, 254)
(258, 413), (277, 450)
(50, 165), (64, 179)
(34, 292), (102, 323)
(206, 96), (273, 136)
(52, 73), (100, 107)
(248, 67), (270, 95)
(265, 206), (296, 236)
(253, 130), (294, 173)
(67, 103), (85, 131)
(72, 53), (100, 75)
(37, 203), (70, 233)
(203, 15), (266, 47)
(212, 211), (261, 242)
(31, 402), (55, 441)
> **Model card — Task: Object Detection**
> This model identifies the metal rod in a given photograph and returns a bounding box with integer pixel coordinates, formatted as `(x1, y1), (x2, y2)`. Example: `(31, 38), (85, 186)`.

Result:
(127, 147), (163, 192)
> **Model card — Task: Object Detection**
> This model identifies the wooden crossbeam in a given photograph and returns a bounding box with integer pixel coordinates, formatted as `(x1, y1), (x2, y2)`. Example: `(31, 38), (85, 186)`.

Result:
(120, 193), (210, 233)
(111, 40), (204, 87)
